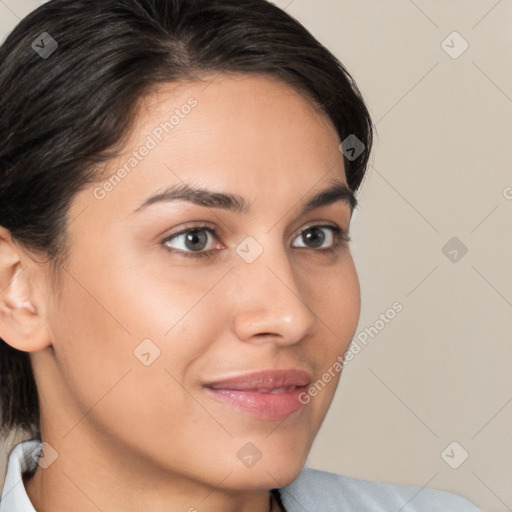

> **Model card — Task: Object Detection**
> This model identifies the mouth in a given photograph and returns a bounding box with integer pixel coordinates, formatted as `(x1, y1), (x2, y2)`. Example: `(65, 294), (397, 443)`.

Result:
(202, 369), (312, 420)
(245, 385), (299, 393)
(203, 368), (312, 390)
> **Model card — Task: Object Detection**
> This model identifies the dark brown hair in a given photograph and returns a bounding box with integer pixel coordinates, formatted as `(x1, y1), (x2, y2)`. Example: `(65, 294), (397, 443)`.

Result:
(0, 0), (373, 437)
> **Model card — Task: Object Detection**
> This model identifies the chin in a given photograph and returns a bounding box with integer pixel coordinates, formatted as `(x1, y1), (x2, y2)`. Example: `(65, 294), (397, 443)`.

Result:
(221, 450), (308, 491)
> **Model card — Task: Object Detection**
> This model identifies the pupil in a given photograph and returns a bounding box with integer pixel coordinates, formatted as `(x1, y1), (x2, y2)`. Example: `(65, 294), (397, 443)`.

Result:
(185, 230), (207, 251)
(304, 227), (324, 248)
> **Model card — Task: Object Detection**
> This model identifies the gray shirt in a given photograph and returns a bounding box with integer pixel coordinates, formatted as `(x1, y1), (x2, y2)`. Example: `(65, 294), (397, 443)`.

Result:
(1, 439), (481, 511)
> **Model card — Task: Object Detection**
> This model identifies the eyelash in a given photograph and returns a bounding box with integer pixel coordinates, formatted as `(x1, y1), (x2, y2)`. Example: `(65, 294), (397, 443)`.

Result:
(161, 222), (351, 259)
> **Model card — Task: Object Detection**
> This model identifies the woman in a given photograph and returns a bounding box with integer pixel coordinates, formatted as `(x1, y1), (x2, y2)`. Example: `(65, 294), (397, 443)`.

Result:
(0, 1), (481, 510)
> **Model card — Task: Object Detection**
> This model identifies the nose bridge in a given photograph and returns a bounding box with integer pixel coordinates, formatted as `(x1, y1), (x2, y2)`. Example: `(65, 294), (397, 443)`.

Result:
(230, 233), (318, 344)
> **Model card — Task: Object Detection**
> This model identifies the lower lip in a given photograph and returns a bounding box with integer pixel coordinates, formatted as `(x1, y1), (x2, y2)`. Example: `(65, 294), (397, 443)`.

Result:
(204, 386), (309, 420)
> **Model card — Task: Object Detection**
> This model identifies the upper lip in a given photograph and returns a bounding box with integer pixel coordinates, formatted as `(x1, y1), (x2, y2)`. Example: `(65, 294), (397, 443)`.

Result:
(204, 369), (312, 391)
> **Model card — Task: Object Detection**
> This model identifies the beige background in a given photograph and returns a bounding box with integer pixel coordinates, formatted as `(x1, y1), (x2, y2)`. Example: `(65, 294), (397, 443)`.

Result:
(1, 1), (511, 511)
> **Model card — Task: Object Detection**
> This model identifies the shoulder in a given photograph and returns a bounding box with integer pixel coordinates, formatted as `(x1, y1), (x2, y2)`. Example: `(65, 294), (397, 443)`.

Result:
(278, 466), (482, 512)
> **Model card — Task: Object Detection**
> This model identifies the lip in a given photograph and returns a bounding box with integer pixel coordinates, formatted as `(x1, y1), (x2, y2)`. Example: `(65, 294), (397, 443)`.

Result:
(203, 369), (312, 420)
(203, 369), (312, 391)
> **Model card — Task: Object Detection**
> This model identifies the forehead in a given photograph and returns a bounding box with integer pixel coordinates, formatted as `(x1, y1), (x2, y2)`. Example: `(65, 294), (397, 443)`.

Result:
(75, 72), (347, 220)
(130, 71), (341, 165)
(141, 71), (332, 131)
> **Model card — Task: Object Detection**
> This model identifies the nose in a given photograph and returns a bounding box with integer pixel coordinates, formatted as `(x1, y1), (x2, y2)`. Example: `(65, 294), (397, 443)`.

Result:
(229, 240), (318, 346)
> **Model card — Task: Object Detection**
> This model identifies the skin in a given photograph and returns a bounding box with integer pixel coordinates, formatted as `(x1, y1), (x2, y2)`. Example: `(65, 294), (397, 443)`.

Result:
(0, 73), (361, 512)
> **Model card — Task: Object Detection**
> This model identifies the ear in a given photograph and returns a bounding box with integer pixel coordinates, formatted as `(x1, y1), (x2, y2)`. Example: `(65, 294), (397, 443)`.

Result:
(0, 226), (52, 352)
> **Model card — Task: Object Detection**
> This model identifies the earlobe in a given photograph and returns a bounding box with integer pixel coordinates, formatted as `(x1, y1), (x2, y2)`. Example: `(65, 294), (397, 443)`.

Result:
(0, 226), (52, 352)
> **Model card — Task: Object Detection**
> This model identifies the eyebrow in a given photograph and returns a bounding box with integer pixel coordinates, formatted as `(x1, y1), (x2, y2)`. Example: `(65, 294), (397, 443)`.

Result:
(131, 178), (357, 216)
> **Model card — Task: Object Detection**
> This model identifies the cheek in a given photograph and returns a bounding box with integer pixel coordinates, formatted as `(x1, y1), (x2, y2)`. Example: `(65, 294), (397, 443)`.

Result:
(299, 255), (360, 413)
(45, 271), (137, 416)
(311, 255), (360, 348)
(339, 257), (361, 336)
(45, 267), (214, 453)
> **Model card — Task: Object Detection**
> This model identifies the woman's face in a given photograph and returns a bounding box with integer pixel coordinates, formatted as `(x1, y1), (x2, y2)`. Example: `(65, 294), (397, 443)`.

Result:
(32, 73), (360, 493)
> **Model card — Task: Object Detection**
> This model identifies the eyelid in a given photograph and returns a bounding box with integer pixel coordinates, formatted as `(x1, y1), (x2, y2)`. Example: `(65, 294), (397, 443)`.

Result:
(292, 219), (342, 238)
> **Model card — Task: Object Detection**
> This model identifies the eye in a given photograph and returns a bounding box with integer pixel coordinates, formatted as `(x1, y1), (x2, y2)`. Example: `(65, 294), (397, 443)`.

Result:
(161, 222), (351, 259)
(291, 224), (350, 252)
(162, 223), (219, 258)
